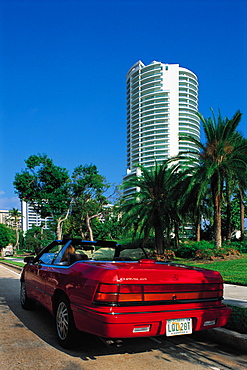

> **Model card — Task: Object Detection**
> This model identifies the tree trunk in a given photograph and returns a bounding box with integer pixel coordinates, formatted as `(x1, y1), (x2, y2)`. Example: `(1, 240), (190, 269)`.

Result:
(214, 193), (222, 248)
(196, 219), (201, 242)
(226, 183), (232, 242)
(211, 176), (222, 249)
(86, 213), (94, 241)
(155, 227), (164, 254)
(79, 224), (86, 239)
(165, 223), (171, 248)
(54, 206), (71, 240)
(14, 228), (19, 250)
(240, 188), (245, 241)
(154, 210), (164, 254)
(56, 220), (63, 240)
(142, 227), (151, 247)
(174, 220), (180, 249)
(85, 212), (102, 241)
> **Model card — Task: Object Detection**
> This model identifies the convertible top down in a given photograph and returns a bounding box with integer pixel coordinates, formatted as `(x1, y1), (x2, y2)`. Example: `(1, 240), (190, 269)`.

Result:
(20, 239), (231, 348)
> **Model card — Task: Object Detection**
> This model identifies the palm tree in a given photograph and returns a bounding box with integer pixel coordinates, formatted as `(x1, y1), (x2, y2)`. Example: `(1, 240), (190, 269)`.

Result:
(179, 165), (213, 242)
(7, 208), (22, 250)
(180, 110), (247, 248)
(222, 183), (247, 242)
(221, 133), (247, 241)
(120, 161), (184, 254)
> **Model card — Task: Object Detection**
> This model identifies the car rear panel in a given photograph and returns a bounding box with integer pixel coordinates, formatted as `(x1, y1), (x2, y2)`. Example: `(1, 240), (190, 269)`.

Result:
(68, 260), (231, 338)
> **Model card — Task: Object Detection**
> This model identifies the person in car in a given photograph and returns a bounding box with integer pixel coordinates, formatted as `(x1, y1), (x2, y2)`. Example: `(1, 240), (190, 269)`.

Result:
(61, 244), (75, 262)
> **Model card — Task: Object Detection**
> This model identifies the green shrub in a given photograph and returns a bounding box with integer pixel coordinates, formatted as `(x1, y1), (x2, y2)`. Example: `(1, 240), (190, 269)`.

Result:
(0, 224), (15, 248)
(148, 250), (175, 261)
(229, 240), (247, 253)
(176, 240), (240, 260)
(176, 240), (214, 259)
(225, 305), (247, 334)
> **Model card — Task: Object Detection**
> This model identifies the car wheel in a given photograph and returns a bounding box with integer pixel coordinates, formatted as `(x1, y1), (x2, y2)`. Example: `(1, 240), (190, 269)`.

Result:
(55, 295), (79, 348)
(20, 281), (36, 310)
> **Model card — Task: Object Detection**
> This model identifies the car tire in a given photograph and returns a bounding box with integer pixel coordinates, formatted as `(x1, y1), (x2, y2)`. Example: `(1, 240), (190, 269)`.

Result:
(20, 281), (36, 310)
(55, 295), (79, 348)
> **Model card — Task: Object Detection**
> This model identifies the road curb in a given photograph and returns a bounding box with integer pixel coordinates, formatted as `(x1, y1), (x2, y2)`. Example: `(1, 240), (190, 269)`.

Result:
(202, 327), (247, 353)
(0, 261), (23, 272)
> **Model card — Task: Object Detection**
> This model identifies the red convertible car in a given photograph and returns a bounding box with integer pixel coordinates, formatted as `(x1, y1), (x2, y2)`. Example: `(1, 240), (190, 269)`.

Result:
(20, 239), (231, 348)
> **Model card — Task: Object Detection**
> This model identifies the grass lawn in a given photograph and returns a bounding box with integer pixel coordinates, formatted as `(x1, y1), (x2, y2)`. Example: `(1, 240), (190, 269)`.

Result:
(178, 254), (247, 286)
(0, 259), (24, 268)
(225, 305), (247, 334)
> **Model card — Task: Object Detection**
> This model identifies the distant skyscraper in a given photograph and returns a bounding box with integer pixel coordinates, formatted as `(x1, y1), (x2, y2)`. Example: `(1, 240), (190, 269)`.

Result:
(126, 60), (200, 176)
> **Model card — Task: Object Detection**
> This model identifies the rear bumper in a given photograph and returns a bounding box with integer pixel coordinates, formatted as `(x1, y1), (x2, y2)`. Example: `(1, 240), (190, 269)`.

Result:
(72, 303), (232, 339)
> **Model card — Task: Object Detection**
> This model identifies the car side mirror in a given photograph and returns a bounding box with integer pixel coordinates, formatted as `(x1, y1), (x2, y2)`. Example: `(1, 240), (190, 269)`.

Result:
(24, 256), (35, 264)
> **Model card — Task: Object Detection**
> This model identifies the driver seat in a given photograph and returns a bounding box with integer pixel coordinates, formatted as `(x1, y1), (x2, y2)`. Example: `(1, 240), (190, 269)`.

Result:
(68, 253), (88, 265)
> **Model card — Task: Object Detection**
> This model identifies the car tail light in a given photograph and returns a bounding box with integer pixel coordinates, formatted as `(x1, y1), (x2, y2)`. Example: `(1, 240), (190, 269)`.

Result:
(93, 283), (223, 305)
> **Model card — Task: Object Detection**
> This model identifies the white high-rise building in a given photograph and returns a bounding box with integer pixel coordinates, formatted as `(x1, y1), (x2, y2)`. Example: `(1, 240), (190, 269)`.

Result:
(21, 201), (53, 232)
(126, 60), (200, 175)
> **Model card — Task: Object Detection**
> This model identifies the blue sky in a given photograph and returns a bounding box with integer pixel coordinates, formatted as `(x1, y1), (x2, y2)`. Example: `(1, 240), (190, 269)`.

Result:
(0, 0), (246, 210)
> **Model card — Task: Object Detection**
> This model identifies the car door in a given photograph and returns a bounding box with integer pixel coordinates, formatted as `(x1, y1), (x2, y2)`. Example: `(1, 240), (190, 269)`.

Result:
(24, 261), (47, 305)
(25, 243), (65, 309)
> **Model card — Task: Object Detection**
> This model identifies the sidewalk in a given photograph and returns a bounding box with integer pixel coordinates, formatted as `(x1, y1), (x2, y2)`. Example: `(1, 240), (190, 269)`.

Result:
(223, 284), (247, 308)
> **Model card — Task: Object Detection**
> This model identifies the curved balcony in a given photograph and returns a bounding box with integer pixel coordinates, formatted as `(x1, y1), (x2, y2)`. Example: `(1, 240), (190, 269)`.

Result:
(179, 121), (200, 132)
(141, 64), (161, 76)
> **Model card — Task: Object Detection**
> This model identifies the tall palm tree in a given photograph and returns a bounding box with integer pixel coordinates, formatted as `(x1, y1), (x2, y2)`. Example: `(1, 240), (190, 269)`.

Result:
(178, 165), (213, 242)
(180, 110), (247, 248)
(120, 161), (184, 254)
(223, 182), (247, 242)
(220, 133), (247, 241)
